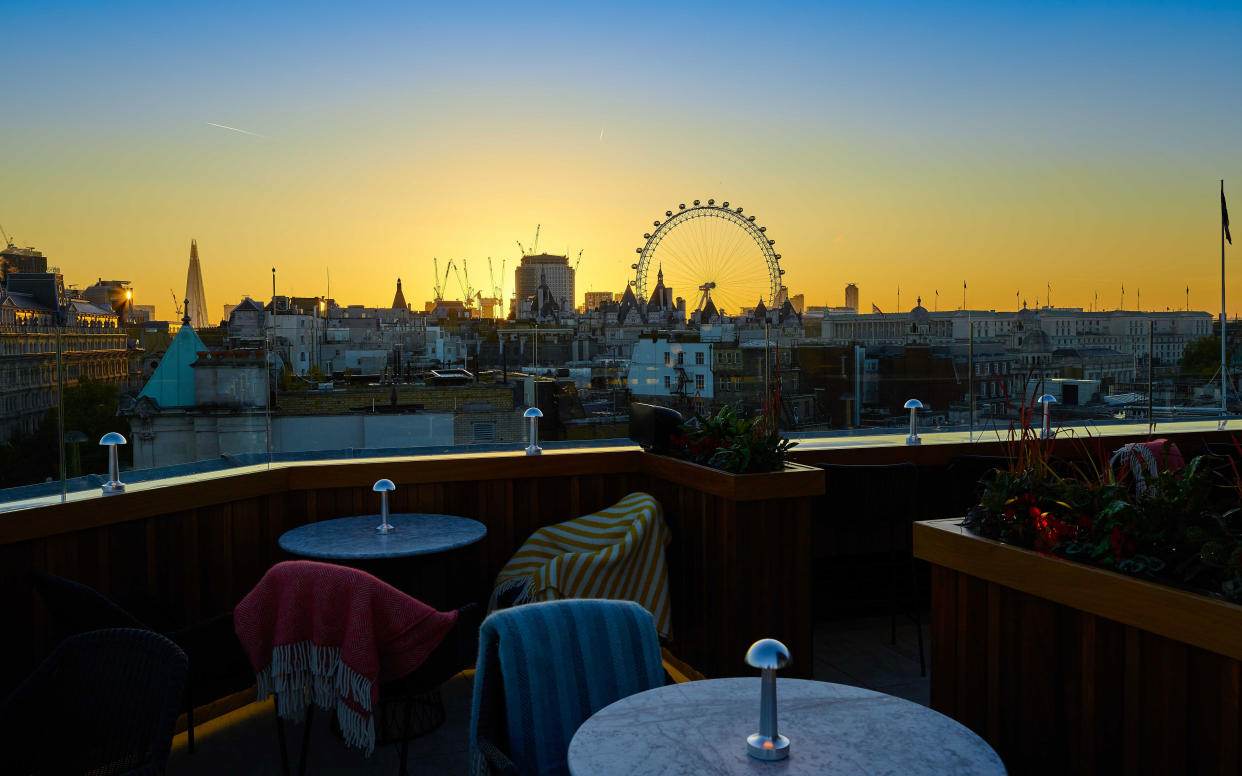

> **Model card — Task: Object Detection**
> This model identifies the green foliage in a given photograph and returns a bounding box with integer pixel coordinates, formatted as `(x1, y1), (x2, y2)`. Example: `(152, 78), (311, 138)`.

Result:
(0, 378), (130, 489)
(964, 436), (1242, 604)
(668, 404), (796, 474)
(1179, 335), (1221, 378)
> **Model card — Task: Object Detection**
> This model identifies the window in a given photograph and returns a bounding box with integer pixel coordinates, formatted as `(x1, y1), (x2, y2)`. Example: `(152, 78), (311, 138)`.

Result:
(696, 374), (705, 390)
(664, 352), (670, 365)
(664, 375), (671, 389)
(695, 352), (704, 365)
(677, 352), (684, 365)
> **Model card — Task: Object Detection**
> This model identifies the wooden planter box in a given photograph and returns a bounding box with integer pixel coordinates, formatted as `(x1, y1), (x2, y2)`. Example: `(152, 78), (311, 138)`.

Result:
(915, 518), (1242, 775)
(640, 457), (824, 678)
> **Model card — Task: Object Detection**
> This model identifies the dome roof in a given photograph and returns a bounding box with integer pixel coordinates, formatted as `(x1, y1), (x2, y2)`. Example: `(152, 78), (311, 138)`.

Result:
(909, 297), (930, 324)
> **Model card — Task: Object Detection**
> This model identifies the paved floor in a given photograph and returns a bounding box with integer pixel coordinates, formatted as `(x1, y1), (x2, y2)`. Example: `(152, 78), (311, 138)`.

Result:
(167, 614), (930, 775)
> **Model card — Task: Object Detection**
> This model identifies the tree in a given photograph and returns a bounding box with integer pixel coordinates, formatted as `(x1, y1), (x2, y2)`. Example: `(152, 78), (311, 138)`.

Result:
(1179, 336), (1221, 379)
(0, 378), (129, 489)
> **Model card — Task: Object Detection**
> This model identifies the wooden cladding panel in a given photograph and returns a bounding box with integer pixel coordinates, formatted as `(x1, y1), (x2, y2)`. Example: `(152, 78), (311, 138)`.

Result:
(3, 453), (821, 698)
(930, 566), (1242, 775)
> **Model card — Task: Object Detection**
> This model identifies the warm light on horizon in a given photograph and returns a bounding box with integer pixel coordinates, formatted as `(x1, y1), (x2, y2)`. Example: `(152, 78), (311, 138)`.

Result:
(2, 2), (1239, 320)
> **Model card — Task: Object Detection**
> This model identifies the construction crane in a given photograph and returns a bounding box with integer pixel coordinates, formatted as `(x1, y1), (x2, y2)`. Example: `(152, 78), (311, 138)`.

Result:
(573, 249), (584, 274)
(433, 257), (444, 301)
(169, 289), (183, 319)
(434, 258), (455, 302)
(455, 259), (474, 307)
(516, 224), (541, 257)
(0, 224), (12, 247)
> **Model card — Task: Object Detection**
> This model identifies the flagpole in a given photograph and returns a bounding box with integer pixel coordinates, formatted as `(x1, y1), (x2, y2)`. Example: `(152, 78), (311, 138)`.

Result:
(1223, 179), (1228, 420)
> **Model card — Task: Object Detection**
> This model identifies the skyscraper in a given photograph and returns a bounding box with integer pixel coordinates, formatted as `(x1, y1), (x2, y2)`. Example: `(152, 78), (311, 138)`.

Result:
(514, 253), (574, 314)
(184, 239), (209, 326)
(845, 283), (859, 312)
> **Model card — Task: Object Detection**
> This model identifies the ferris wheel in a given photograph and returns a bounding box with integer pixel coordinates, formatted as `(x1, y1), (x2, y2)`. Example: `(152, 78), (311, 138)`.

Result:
(632, 199), (784, 315)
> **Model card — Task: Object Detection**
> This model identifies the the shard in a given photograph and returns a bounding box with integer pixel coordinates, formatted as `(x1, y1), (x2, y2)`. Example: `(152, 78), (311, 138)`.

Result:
(184, 239), (209, 327)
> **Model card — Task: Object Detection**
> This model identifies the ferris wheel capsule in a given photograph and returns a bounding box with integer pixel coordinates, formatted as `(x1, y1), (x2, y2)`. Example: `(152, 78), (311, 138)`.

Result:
(653, 220), (660, 226)
(679, 204), (686, 209)
(693, 199), (700, 206)
(708, 199), (715, 205)
(768, 239), (775, 245)
(736, 206), (743, 213)
(643, 233), (650, 239)
(722, 201), (729, 207)
(632, 263), (639, 268)
(665, 210), (672, 217)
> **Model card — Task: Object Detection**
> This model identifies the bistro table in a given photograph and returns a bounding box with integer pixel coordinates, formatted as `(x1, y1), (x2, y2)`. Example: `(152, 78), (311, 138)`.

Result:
(278, 513), (487, 609)
(567, 677), (1006, 775)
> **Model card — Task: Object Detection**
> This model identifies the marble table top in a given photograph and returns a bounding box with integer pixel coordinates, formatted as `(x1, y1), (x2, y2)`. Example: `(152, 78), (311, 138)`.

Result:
(278, 514), (487, 560)
(568, 677), (1006, 775)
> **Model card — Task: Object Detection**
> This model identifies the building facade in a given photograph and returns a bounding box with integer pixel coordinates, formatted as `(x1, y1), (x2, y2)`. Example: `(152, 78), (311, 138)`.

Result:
(514, 254), (574, 315)
(0, 272), (132, 441)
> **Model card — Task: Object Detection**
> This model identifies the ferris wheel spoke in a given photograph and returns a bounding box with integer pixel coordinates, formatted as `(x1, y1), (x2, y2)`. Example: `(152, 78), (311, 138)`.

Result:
(637, 203), (782, 310)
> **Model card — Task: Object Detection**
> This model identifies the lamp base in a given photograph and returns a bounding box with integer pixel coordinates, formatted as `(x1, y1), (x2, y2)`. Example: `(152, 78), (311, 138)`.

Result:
(101, 481), (125, 496)
(905, 435), (921, 446)
(747, 733), (790, 761)
(525, 446), (542, 456)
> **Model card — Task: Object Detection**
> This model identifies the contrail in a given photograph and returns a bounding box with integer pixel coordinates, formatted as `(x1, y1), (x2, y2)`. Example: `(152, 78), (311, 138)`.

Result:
(206, 122), (266, 138)
(599, 126), (605, 141)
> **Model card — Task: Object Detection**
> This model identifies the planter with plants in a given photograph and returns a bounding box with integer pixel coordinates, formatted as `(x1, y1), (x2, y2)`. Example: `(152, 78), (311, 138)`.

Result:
(639, 405), (821, 501)
(960, 434), (1242, 603)
(914, 431), (1242, 773)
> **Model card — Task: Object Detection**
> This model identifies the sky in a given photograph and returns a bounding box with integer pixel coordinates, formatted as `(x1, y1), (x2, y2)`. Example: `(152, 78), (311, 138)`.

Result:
(3, 0), (1241, 321)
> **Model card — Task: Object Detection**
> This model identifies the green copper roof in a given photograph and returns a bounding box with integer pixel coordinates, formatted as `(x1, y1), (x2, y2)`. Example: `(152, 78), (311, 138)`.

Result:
(137, 324), (206, 408)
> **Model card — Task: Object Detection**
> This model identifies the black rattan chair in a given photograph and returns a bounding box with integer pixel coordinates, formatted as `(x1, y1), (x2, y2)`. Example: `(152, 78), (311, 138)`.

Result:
(816, 462), (925, 676)
(0, 628), (188, 776)
(29, 571), (252, 754)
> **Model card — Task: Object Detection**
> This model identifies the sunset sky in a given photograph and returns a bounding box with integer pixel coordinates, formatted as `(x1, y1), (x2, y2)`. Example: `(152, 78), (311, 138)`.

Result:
(4, 1), (1241, 321)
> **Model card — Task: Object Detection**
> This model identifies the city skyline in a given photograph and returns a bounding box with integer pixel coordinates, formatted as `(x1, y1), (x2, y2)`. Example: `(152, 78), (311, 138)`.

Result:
(3, 1), (1240, 320)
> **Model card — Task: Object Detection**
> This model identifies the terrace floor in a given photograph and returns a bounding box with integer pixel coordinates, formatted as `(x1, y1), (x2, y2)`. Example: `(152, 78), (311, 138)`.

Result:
(166, 613), (930, 775)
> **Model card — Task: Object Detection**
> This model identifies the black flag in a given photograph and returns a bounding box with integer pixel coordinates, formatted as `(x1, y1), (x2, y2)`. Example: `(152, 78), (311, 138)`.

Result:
(1225, 181), (1232, 245)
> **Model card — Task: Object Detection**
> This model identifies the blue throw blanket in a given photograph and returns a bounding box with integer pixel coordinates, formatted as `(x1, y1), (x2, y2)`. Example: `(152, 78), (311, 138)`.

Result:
(469, 599), (664, 776)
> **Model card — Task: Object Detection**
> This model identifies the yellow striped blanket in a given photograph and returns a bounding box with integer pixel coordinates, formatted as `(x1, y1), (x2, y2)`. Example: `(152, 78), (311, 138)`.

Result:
(489, 492), (672, 638)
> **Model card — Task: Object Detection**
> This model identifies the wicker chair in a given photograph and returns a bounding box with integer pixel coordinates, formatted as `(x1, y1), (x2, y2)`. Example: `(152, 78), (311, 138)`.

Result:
(29, 571), (252, 754)
(0, 628), (188, 776)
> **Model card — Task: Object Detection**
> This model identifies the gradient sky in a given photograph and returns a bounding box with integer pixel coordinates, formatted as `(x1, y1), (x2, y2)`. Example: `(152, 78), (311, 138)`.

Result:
(3, 1), (1241, 321)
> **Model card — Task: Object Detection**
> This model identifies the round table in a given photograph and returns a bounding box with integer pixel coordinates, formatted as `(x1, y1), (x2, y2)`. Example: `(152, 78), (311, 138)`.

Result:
(278, 514), (487, 560)
(278, 514), (487, 610)
(567, 677), (1005, 775)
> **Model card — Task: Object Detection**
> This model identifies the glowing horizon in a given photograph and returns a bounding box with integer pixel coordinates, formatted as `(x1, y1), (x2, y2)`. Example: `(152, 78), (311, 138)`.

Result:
(3, 1), (1240, 321)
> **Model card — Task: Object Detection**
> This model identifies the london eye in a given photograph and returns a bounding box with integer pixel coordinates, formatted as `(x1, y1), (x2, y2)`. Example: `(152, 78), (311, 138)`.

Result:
(631, 199), (784, 315)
